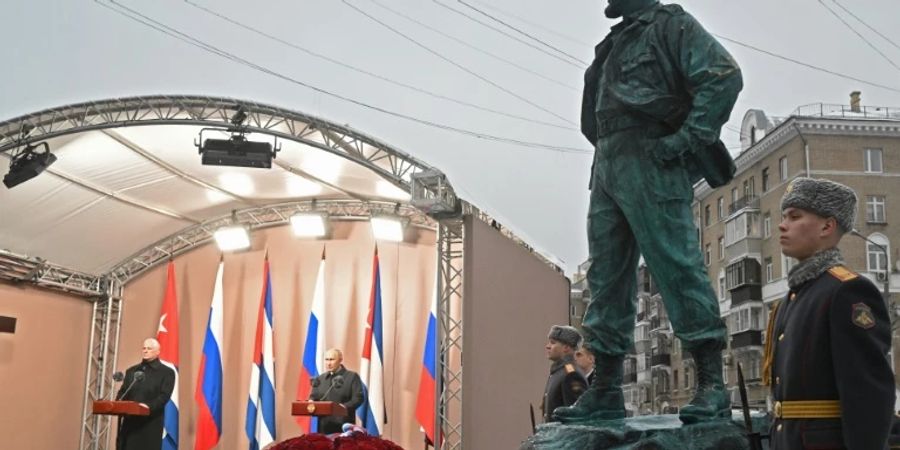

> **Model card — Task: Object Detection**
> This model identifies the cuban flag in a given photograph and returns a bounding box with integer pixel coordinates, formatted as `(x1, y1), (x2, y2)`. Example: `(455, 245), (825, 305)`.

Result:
(246, 257), (276, 449)
(156, 260), (180, 450)
(357, 248), (386, 436)
(415, 270), (438, 446)
(194, 260), (224, 450)
(296, 250), (326, 433)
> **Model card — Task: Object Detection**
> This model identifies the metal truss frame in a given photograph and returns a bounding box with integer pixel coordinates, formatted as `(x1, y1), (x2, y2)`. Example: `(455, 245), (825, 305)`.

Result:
(435, 216), (465, 450)
(0, 95), (434, 192)
(78, 279), (123, 450)
(0, 249), (105, 297)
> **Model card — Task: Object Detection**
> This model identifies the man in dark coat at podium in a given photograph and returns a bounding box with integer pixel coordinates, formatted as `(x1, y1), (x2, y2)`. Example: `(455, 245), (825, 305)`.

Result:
(310, 348), (364, 434)
(116, 338), (176, 450)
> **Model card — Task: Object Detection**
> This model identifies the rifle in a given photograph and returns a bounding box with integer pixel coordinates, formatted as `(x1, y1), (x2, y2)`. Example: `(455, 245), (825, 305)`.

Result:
(737, 362), (764, 450)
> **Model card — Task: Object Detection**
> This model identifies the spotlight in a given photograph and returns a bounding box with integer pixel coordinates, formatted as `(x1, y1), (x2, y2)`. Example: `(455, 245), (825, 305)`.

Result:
(370, 216), (405, 242)
(290, 213), (328, 238)
(3, 142), (56, 189)
(195, 128), (280, 169)
(214, 211), (250, 251)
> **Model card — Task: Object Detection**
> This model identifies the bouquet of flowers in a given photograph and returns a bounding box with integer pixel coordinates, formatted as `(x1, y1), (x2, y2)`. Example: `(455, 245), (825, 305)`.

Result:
(267, 424), (404, 450)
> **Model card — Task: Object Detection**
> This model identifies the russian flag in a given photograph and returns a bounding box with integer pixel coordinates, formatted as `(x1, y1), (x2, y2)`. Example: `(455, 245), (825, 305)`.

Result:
(194, 260), (224, 450)
(415, 271), (438, 445)
(246, 257), (277, 449)
(358, 248), (386, 436)
(296, 250), (326, 433)
(156, 260), (180, 450)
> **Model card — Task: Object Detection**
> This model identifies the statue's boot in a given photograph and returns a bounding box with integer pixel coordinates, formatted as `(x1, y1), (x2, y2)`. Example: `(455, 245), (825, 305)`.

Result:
(679, 339), (731, 424)
(553, 354), (626, 423)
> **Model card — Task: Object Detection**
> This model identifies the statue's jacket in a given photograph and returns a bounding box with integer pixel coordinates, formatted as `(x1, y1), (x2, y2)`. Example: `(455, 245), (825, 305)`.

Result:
(581, 2), (742, 188)
(767, 265), (894, 449)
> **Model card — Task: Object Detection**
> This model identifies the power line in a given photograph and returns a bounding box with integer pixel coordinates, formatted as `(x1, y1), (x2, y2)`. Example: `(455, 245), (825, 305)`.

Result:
(712, 33), (900, 94)
(454, 0), (589, 66)
(466, 0), (594, 48)
(430, 0), (588, 69)
(341, 0), (575, 125)
(816, 0), (900, 74)
(95, 1), (592, 154)
(182, 0), (576, 131)
(364, 0), (579, 92)
(829, 0), (900, 52)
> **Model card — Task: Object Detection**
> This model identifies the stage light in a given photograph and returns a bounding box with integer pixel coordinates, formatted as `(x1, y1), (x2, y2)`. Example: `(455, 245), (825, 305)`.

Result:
(199, 135), (275, 169)
(3, 142), (56, 189)
(214, 224), (250, 251)
(290, 213), (328, 238)
(370, 216), (405, 242)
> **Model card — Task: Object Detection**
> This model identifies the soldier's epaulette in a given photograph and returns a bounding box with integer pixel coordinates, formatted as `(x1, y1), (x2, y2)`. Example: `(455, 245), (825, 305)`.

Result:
(827, 265), (858, 282)
(564, 364), (576, 374)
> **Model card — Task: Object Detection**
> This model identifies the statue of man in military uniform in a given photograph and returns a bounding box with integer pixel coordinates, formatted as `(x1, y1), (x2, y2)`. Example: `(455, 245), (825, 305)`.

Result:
(554, 0), (743, 424)
(766, 178), (895, 449)
(542, 326), (589, 423)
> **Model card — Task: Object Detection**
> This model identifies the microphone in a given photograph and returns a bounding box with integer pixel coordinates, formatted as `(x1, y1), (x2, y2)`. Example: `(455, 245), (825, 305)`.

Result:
(112, 371), (125, 382)
(318, 374), (345, 401)
(117, 370), (145, 401)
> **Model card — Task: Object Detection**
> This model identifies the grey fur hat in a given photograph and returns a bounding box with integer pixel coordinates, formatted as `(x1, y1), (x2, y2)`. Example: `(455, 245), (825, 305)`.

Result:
(781, 177), (857, 232)
(548, 325), (583, 348)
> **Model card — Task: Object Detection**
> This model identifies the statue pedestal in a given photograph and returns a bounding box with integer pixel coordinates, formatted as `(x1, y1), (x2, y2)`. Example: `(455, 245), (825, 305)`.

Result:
(521, 413), (769, 450)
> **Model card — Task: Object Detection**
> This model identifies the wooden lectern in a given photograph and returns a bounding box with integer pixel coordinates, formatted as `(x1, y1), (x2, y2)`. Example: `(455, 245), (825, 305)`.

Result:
(291, 401), (348, 417)
(92, 400), (150, 416)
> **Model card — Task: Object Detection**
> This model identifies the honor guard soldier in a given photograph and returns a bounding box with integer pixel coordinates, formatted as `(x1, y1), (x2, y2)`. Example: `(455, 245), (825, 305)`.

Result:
(542, 325), (588, 423)
(765, 177), (895, 449)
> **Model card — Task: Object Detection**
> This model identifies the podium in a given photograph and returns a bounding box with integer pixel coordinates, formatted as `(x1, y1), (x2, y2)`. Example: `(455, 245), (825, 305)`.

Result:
(92, 400), (150, 416)
(291, 401), (348, 417)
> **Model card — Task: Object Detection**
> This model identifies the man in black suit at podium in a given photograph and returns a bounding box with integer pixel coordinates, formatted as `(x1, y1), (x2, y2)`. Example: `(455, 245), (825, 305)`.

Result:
(310, 348), (364, 434)
(116, 338), (175, 450)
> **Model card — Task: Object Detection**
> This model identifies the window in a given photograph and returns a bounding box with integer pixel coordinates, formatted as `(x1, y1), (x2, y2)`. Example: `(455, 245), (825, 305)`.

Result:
(729, 305), (765, 333)
(779, 156), (788, 181)
(705, 205), (711, 227)
(717, 197), (725, 220)
(718, 272), (726, 300)
(743, 177), (755, 196)
(765, 257), (773, 283)
(731, 187), (739, 204)
(673, 370), (679, 390)
(762, 167), (770, 192)
(763, 213), (772, 238)
(866, 233), (890, 280)
(705, 244), (711, 266)
(718, 236), (725, 260)
(867, 195), (886, 223)
(725, 211), (760, 245)
(684, 366), (691, 389)
(782, 253), (797, 278)
(865, 148), (883, 173)
(726, 258), (762, 290)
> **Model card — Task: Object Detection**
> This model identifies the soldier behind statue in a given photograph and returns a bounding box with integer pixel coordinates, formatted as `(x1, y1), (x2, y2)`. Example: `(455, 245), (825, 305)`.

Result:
(542, 326), (589, 423)
(765, 178), (895, 449)
(555, 0), (742, 425)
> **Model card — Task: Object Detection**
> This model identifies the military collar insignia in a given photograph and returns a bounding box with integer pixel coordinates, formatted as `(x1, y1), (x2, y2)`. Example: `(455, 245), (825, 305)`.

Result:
(852, 303), (876, 329)
(788, 247), (844, 289)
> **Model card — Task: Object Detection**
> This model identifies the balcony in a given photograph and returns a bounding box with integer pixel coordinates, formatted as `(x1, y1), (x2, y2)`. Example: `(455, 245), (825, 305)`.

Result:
(634, 339), (650, 355)
(728, 195), (760, 215)
(731, 330), (763, 349)
(651, 353), (671, 367)
(624, 372), (638, 384)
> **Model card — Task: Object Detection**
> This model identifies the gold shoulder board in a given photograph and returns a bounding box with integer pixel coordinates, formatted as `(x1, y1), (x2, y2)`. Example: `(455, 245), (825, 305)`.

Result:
(827, 266), (858, 282)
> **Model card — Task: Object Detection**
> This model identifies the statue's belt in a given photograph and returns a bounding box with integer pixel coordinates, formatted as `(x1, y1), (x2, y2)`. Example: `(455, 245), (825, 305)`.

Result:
(773, 400), (841, 419)
(595, 114), (671, 137)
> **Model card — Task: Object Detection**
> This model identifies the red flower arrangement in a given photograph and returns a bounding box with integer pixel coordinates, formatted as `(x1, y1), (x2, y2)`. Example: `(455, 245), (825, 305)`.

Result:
(268, 433), (404, 450)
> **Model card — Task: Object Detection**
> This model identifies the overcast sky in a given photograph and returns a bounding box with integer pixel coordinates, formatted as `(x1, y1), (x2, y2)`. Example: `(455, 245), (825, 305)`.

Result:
(3, 0), (900, 273)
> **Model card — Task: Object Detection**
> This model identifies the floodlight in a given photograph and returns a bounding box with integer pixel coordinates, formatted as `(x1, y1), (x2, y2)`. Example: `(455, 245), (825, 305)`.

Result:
(214, 224), (250, 251)
(290, 213), (328, 238)
(195, 127), (280, 169)
(3, 142), (56, 189)
(370, 216), (405, 242)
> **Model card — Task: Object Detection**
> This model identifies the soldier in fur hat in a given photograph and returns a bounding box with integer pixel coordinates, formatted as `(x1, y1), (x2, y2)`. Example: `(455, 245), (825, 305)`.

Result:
(541, 326), (588, 423)
(766, 177), (895, 449)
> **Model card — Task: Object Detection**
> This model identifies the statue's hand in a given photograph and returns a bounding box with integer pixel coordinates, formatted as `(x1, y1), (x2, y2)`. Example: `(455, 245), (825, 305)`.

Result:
(653, 133), (689, 163)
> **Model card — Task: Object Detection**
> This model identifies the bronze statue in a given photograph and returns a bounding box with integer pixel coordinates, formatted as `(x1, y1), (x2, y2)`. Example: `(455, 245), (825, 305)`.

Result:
(555, 0), (742, 425)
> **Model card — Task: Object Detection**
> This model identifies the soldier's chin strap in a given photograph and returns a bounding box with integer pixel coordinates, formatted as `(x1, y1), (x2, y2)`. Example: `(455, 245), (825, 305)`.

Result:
(762, 300), (781, 386)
